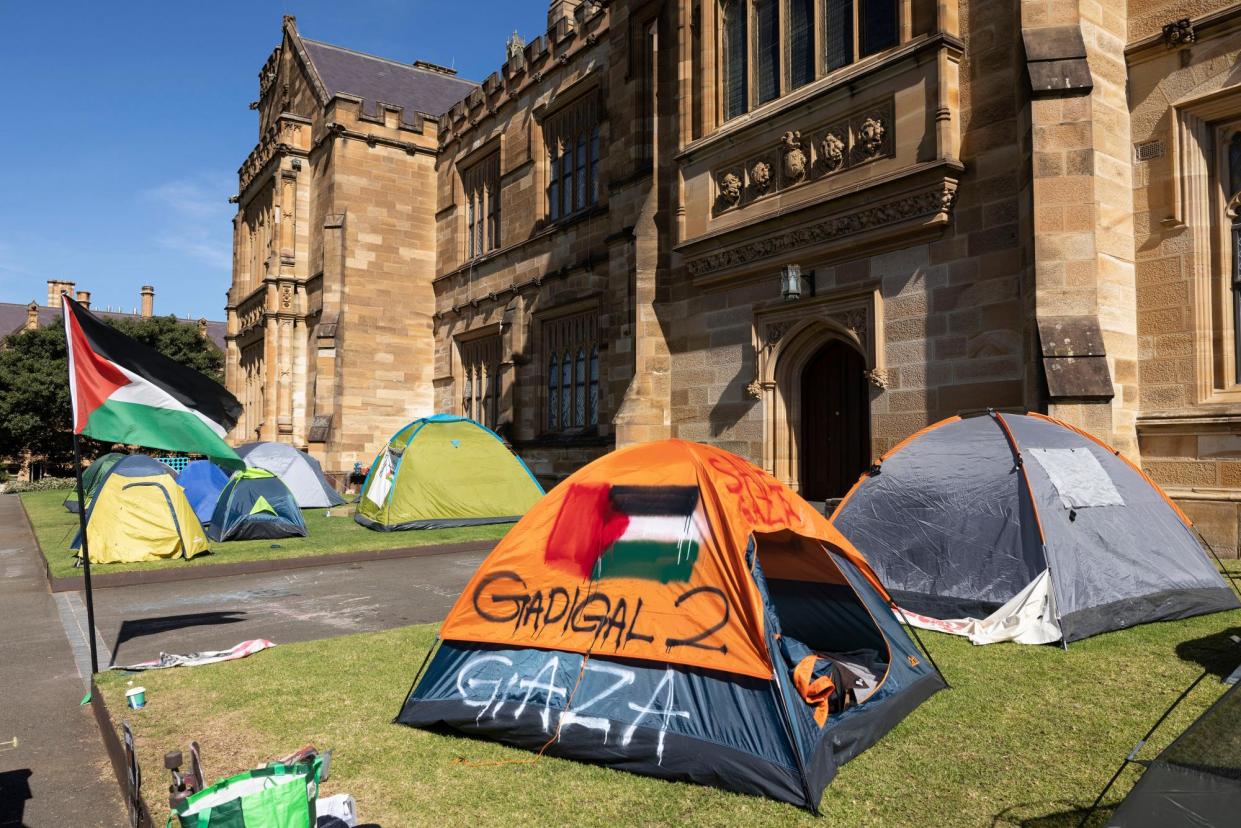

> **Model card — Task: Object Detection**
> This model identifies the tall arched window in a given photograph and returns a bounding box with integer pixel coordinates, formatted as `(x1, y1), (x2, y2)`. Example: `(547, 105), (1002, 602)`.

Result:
(723, 0), (748, 120)
(548, 353), (559, 430)
(542, 311), (600, 434)
(575, 349), (587, 426)
(1228, 130), (1241, 383)
(560, 350), (572, 427)
(720, 0), (899, 121)
(589, 347), (600, 426)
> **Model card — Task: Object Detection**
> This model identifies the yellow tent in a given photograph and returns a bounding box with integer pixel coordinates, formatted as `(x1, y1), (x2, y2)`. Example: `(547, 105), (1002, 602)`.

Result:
(72, 455), (208, 564)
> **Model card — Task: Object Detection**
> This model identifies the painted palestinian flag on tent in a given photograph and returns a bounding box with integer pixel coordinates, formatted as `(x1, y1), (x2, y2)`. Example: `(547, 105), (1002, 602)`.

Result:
(62, 295), (243, 468)
(546, 483), (707, 583)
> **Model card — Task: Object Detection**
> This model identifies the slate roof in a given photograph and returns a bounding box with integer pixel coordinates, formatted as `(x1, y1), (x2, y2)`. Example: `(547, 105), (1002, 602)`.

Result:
(300, 38), (478, 122)
(0, 302), (227, 351)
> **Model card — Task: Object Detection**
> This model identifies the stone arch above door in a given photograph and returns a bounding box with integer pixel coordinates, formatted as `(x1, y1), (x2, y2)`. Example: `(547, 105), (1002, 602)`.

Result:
(750, 284), (885, 493)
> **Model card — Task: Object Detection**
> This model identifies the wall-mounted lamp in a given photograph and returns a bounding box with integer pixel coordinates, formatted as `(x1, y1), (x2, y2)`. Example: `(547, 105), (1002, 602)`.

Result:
(781, 264), (813, 301)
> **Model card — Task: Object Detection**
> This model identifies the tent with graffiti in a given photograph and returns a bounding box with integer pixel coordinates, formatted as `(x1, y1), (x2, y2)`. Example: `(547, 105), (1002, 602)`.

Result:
(355, 414), (543, 531)
(397, 440), (945, 811)
(831, 411), (1239, 645)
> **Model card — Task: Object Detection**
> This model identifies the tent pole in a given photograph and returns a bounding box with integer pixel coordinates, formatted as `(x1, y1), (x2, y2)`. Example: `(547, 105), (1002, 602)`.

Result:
(1076, 667), (1211, 827)
(72, 432), (99, 676)
(1193, 527), (1241, 598)
(889, 601), (950, 689)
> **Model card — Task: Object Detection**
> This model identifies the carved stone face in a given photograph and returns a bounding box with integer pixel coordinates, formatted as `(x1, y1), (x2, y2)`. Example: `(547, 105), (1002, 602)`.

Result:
(859, 117), (886, 158)
(780, 131), (806, 182)
(820, 132), (845, 172)
(718, 172), (742, 205)
(750, 160), (772, 194)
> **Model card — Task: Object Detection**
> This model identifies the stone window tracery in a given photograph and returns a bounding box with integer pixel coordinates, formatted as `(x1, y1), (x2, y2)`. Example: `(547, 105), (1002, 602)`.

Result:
(543, 310), (600, 432)
(460, 335), (501, 428)
(462, 152), (500, 260)
(546, 96), (601, 222)
(720, 0), (900, 122)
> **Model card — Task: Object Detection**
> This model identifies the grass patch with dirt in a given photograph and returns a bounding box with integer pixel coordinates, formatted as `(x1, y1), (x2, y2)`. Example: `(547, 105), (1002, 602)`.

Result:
(98, 606), (1241, 828)
(22, 489), (510, 579)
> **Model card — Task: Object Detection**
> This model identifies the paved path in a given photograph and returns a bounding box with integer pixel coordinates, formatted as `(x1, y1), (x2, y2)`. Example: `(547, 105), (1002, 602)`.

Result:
(0, 494), (122, 827)
(88, 547), (487, 668)
(0, 492), (490, 825)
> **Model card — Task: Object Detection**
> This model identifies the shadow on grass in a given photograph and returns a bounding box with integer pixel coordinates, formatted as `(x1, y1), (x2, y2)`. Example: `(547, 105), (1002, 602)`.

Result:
(991, 800), (1116, 827)
(1175, 624), (1241, 678)
(110, 611), (247, 665)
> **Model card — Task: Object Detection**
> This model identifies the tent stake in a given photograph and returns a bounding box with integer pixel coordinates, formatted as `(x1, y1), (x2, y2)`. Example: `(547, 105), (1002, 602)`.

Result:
(72, 432), (99, 676)
(1077, 667), (1212, 827)
(889, 601), (950, 689)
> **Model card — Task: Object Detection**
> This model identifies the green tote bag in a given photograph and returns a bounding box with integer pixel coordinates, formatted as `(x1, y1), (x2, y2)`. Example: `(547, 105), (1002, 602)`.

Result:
(171, 761), (319, 828)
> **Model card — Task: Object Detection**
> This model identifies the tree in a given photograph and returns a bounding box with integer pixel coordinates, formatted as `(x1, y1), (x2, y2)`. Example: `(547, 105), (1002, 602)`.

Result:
(108, 315), (223, 383)
(0, 315), (226, 470)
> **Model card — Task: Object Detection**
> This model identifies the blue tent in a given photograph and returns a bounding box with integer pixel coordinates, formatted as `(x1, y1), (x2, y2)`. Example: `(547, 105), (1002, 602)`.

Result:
(207, 469), (307, 542)
(179, 460), (231, 524)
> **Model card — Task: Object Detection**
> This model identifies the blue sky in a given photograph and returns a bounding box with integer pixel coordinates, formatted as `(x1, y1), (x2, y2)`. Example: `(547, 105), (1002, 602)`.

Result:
(0, 1), (546, 319)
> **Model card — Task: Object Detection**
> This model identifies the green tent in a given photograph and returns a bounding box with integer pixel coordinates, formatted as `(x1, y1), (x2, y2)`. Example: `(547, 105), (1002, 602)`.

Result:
(355, 415), (544, 531)
(63, 451), (126, 513)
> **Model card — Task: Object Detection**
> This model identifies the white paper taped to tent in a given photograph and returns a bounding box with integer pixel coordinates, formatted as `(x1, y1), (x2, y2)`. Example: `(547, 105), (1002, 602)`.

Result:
(1027, 447), (1124, 509)
(365, 450), (397, 508)
(892, 569), (1062, 645)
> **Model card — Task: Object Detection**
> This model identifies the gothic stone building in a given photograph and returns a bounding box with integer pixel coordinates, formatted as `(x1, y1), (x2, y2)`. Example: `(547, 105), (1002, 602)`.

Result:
(230, 3), (1241, 554)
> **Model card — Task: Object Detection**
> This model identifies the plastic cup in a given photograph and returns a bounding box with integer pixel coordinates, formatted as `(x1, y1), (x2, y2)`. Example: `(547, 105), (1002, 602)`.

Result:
(126, 686), (146, 710)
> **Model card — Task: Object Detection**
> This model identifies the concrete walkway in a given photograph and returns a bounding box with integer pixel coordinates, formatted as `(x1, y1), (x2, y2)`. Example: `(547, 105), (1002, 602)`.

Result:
(0, 494), (122, 827)
(89, 547), (487, 668)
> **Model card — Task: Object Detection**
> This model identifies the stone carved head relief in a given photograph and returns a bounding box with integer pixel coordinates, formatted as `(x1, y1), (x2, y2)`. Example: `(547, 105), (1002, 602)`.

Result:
(718, 171), (742, 206)
(750, 159), (772, 194)
(820, 132), (845, 172)
(859, 117), (886, 159)
(780, 131), (807, 182)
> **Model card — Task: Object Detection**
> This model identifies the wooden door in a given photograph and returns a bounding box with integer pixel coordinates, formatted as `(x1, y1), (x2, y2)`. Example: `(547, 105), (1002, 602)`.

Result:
(799, 340), (870, 500)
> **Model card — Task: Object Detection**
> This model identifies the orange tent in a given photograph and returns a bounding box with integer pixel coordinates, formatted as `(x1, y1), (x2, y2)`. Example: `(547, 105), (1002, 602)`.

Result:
(442, 439), (890, 681)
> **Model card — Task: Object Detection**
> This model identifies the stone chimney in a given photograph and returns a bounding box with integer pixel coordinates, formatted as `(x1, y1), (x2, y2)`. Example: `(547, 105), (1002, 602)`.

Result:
(75, 290), (91, 309)
(198, 318), (208, 339)
(140, 285), (154, 318)
(46, 279), (75, 308)
(25, 302), (39, 330)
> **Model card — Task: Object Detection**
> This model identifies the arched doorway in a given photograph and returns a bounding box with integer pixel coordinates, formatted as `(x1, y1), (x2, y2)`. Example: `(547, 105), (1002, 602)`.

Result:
(799, 339), (869, 501)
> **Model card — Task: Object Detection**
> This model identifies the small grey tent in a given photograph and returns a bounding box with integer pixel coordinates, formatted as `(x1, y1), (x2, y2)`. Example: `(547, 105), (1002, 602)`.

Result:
(1102, 680), (1240, 826)
(831, 411), (1239, 644)
(236, 442), (344, 509)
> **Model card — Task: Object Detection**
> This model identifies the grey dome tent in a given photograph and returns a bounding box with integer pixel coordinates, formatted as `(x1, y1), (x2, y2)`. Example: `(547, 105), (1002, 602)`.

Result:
(832, 411), (1239, 644)
(236, 442), (343, 509)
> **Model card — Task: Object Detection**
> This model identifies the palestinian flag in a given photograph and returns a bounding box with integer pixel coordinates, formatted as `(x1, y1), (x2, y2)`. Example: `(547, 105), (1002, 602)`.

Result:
(62, 295), (243, 468)
(546, 483), (706, 584)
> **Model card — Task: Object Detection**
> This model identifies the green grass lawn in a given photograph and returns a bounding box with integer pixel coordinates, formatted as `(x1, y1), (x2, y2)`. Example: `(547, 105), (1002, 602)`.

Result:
(21, 489), (510, 579)
(99, 607), (1241, 828)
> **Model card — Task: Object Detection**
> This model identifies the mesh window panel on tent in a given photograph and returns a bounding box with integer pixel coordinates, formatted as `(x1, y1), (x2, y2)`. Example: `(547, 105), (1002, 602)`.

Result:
(1158, 684), (1241, 779)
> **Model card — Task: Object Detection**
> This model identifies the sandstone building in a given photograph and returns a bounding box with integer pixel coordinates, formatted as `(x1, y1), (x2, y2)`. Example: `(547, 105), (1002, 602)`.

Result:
(230, 4), (1241, 554)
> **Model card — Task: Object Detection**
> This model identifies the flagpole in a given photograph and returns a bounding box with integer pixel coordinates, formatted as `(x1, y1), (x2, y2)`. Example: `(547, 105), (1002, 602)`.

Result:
(72, 421), (99, 675)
